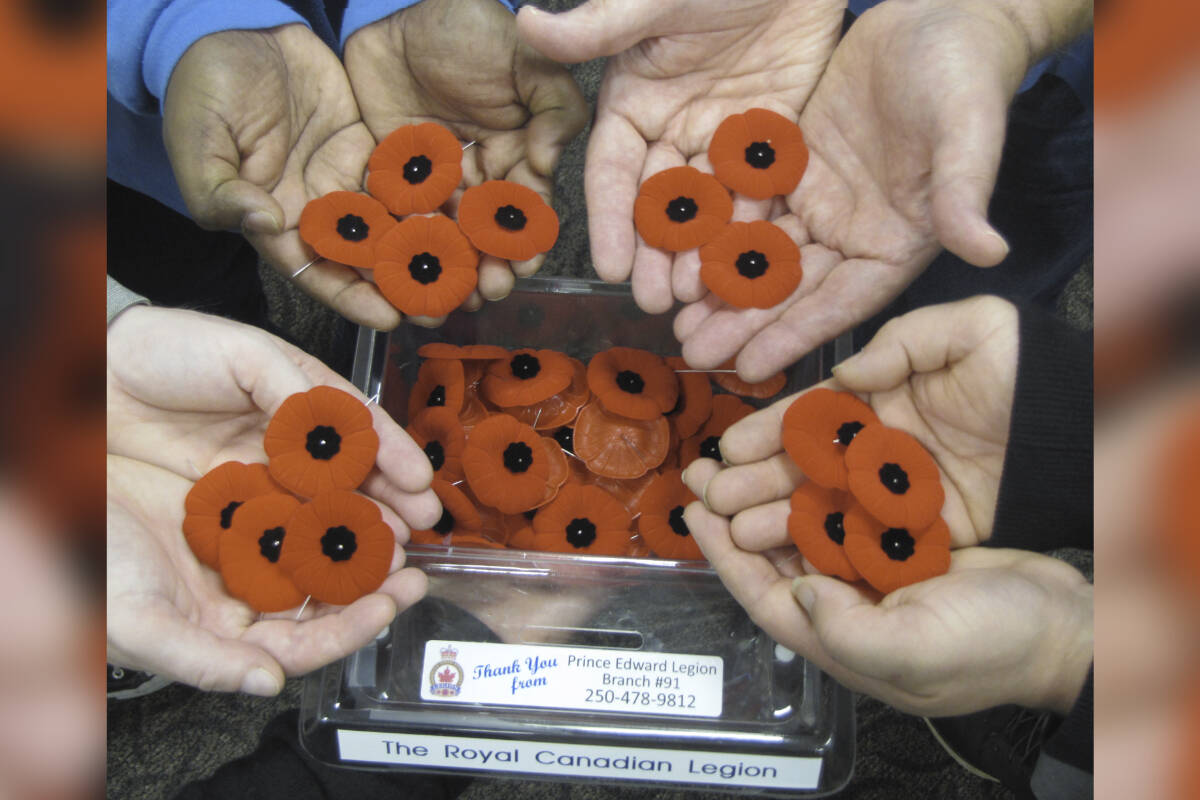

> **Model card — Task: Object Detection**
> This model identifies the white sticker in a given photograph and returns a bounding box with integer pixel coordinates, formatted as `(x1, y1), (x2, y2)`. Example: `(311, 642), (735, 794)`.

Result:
(337, 730), (823, 790)
(419, 640), (723, 718)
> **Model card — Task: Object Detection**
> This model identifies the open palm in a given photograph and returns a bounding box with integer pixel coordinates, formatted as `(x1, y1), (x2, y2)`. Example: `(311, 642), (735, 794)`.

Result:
(517, 0), (844, 313)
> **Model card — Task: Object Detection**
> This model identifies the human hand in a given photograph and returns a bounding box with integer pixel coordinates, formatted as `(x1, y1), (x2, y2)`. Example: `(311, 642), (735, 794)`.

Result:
(162, 25), (400, 330)
(516, 0), (845, 313)
(106, 306), (440, 692)
(344, 0), (587, 308)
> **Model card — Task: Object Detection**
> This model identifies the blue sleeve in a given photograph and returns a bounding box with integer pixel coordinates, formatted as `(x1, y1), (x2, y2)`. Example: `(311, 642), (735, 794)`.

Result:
(107, 0), (309, 115)
(339, 0), (518, 49)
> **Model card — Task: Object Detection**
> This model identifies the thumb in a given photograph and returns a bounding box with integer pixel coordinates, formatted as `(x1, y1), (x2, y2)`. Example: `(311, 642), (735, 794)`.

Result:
(518, 50), (589, 178)
(132, 609), (285, 695)
(516, 1), (665, 63)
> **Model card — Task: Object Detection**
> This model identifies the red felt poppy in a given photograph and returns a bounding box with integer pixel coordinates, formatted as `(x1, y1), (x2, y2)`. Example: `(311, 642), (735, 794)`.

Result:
(299, 191), (394, 269)
(508, 357), (589, 430)
(457, 180), (559, 261)
(679, 394), (754, 466)
(573, 401), (670, 479)
(264, 386), (379, 498)
(633, 166), (733, 252)
(366, 122), (463, 215)
(531, 484), (633, 556)
(182, 461), (284, 569)
(707, 108), (809, 199)
(711, 359), (787, 399)
(780, 388), (881, 490)
(406, 406), (466, 482)
(279, 491), (395, 605)
(587, 347), (679, 421)
(635, 469), (705, 561)
(408, 358), (466, 423)
(462, 414), (551, 514)
(413, 479), (482, 543)
(218, 494), (307, 613)
(483, 348), (574, 408)
(699, 220), (802, 309)
(665, 357), (713, 439)
(786, 483), (861, 582)
(374, 214), (479, 318)
(506, 524), (538, 551)
(844, 425), (945, 530)
(416, 343), (510, 361)
(842, 503), (951, 594)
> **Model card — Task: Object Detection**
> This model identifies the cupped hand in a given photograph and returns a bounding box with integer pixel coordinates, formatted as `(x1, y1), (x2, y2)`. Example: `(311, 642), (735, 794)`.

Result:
(686, 296), (1019, 550)
(162, 25), (401, 330)
(675, 0), (1030, 379)
(344, 0), (588, 307)
(517, 0), (845, 313)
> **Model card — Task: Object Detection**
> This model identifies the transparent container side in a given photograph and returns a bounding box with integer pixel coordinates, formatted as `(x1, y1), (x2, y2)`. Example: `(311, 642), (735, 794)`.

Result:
(303, 277), (854, 796)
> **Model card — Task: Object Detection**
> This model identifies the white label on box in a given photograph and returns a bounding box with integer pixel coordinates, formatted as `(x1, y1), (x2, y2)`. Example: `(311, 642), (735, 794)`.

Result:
(419, 640), (723, 717)
(337, 730), (823, 789)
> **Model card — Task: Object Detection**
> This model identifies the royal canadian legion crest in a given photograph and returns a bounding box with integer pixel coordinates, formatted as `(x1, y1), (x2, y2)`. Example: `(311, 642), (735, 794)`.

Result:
(429, 645), (465, 697)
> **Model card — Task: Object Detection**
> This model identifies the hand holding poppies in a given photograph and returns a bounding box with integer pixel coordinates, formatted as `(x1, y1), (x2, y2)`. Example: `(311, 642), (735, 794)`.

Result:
(162, 26), (399, 330)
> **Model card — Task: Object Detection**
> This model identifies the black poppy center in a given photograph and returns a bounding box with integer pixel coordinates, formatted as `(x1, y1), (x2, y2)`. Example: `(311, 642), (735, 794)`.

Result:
(565, 517), (597, 549)
(553, 426), (574, 454)
(666, 196), (698, 223)
(408, 252), (442, 285)
(321, 525), (358, 562)
(836, 421), (865, 446)
(219, 501), (242, 530)
(432, 509), (456, 535)
(523, 509), (538, 521)
(616, 370), (645, 394)
(878, 462), (910, 495)
(744, 141), (776, 169)
(881, 528), (916, 561)
(668, 505), (690, 537)
(735, 250), (769, 279)
(502, 442), (534, 474)
(510, 353), (542, 380)
(305, 425), (342, 460)
(699, 435), (723, 462)
(494, 204), (528, 231)
(403, 154), (433, 184)
(424, 440), (445, 471)
(427, 385), (446, 407)
(335, 214), (369, 242)
(823, 512), (845, 545)
(258, 526), (285, 563)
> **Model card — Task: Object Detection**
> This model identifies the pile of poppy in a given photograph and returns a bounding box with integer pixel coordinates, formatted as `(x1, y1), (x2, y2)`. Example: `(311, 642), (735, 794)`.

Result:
(181, 386), (394, 613)
(299, 122), (559, 318)
(634, 108), (808, 310)
(780, 389), (951, 594)
(403, 344), (789, 560)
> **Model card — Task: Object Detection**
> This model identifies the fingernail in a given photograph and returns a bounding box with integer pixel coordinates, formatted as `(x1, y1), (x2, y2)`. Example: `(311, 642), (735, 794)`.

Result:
(243, 210), (281, 235)
(989, 231), (1010, 259)
(791, 578), (816, 614)
(241, 668), (281, 697)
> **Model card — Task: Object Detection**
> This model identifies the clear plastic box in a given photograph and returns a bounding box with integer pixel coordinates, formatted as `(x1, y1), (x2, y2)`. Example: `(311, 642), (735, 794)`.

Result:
(300, 277), (855, 796)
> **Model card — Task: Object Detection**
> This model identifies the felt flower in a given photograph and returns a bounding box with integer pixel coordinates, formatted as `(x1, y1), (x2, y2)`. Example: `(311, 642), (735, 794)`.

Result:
(374, 214), (479, 318)
(679, 394), (754, 466)
(408, 358), (465, 423)
(531, 484), (633, 556)
(842, 503), (951, 594)
(786, 483), (861, 582)
(457, 180), (559, 261)
(412, 479), (481, 543)
(633, 166), (732, 251)
(505, 524), (538, 551)
(573, 401), (670, 479)
(298, 191), (394, 269)
(665, 357), (713, 439)
(218, 494), (307, 613)
(416, 343), (509, 361)
(780, 388), (881, 490)
(844, 425), (945, 530)
(405, 406), (466, 482)
(711, 359), (787, 399)
(366, 122), (463, 215)
(707, 108), (808, 199)
(483, 348), (574, 408)
(462, 414), (551, 514)
(280, 491), (395, 605)
(507, 357), (590, 430)
(699, 220), (802, 309)
(635, 470), (704, 561)
(182, 461), (283, 569)
(587, 347), (678, 421)
(264, 386), (379, 498)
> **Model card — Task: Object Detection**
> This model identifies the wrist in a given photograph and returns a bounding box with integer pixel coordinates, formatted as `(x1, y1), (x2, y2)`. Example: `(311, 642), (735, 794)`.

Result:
(1038, 583), (1094, 715)
(955, 0), (1092, 64)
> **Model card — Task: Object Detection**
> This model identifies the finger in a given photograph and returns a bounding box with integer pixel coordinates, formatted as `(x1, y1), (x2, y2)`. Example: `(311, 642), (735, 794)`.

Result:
(362, 479), (443, 532)
(407, 314), (450, 328)
(365, 397), (436, 494)
(703, 454), (803, 516)
(584, 112), (646, 283)
(517, 2), (663, 63)
(672, 295), (723, 342)
(462, 291), (484, 312)
(713, 389), (806, 465)
(729, 498), (791, 552)
(671, 248), (706, 303)
(512, 253), (546, 278)
(632, 143), (687, 313)
(478, 256), (516, 301)
(680, 457), (723, 501)
(517, 48), (589, 178)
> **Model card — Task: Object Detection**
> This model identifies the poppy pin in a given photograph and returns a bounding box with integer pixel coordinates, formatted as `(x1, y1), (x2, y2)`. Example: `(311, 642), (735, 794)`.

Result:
(374, 214), (479, 319)
(708, 108), (808, 199)
(786, 483), (861, 582)
(781, 388), (881, 490)
(408, 358), (466, 423)
(635, 469), (705, 561)
(633, 166), (732, 252)
(299, 191), (394, 270)
(218, 493), (307, 613)
(366, 122), (463, 216)
(842, 503), (951, 595)
(699, 220), (802, 309)
(457, 180), (559, 261)
(264, 386), (380, 498)
(462, 414), (551, 514)
(406, 406), (466, 482)
(483, 348), (574, 408)
(531, 484), (633, 556)
(844, 425), (945, 530)
(182, 461), (283, 569)
(587, 347), (679, 421)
